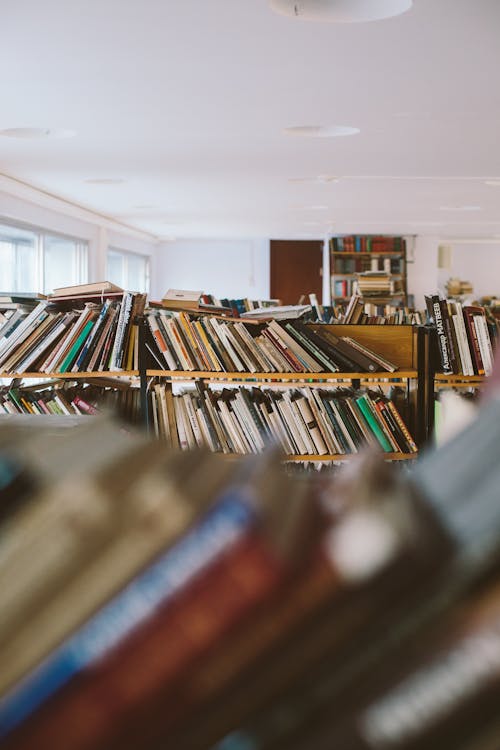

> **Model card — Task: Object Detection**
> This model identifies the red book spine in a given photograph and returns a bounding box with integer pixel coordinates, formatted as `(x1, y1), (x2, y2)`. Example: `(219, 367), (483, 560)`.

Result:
(463, 308), (485, 375)
(8, 535), (286, 750)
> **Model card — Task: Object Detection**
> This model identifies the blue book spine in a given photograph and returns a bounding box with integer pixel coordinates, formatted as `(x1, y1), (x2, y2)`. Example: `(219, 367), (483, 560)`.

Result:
(0, 491), (255, 738)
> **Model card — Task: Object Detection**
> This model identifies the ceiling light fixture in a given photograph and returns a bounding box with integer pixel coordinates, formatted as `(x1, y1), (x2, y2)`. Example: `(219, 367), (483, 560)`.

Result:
(284, 125), (359, 137)
(269, 0), (412, 23)
(293, 204), (329, 211)
(439, 205), (482, 212)
(85, 178), (126, 185)
(0, 127), (77, 139)
(288, 174), (340, 183)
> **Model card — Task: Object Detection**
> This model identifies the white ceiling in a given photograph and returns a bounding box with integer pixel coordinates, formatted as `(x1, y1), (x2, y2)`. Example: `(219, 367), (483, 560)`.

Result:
(1, 0), (500, 240)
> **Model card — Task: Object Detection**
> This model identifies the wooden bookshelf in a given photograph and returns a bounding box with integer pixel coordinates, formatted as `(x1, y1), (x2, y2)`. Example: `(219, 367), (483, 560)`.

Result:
(147, 325), (420, 462)
(329, 235), (408, 306)
(0, 320), (423, 462)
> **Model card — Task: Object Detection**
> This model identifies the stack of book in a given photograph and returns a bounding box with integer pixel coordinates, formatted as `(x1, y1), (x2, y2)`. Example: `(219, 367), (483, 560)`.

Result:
(145, 311), (398, 374)
(355, 271), (393, 298)
(150, 382), (418, 456)
(3, 394), (500, 749)
(425, 294), (498, 376)
(0, 284), (146, 374)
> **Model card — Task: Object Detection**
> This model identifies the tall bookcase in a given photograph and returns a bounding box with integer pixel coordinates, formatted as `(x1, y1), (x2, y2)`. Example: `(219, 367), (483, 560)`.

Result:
(329, 235), (408, 306)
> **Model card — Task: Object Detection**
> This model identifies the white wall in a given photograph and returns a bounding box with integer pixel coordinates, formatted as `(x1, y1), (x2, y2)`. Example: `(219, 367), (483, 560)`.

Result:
(406, 235), (440, 310)
(154, 238), (270, 301)
(439, 242), (500, 300)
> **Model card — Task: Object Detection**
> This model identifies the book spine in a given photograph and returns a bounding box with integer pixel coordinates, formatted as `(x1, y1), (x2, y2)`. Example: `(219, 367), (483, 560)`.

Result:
(109, 292), (133, 370)
(97, 306), (121, 371)
(0, 495), (255, 738)
(439, 299), (458, 374)
(386, 400), (418, 453)
(355, 395), (393, 452)
(431, 296), (454, 375)
(57, 320), (95, 373)
(463, 308), (485, 375)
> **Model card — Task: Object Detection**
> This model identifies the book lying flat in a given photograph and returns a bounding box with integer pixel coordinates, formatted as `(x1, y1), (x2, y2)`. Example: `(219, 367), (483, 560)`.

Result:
(240, 305), (311, 320)
(50, 281), (123, 298)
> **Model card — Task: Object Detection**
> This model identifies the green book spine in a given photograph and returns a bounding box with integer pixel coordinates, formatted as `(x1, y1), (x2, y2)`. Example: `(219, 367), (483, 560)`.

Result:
(355, 394), (393, 452)
(58, 321), (94, 373)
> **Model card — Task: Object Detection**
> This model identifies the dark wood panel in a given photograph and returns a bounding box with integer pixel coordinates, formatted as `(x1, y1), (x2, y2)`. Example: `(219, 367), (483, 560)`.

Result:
(270, 240), (323, 305)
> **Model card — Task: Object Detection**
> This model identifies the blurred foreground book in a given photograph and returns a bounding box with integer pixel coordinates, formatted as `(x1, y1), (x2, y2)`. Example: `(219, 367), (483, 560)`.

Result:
(1, 394), (500, 749)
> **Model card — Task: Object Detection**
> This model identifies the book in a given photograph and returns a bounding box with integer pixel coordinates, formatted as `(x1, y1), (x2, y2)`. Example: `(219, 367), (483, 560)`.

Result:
(1, 454), (322, 748)
(426, 295), (454, 375)
(0, 447), (238, 725)
(240, 305), (312, 320)
(50, 281), (123, 298)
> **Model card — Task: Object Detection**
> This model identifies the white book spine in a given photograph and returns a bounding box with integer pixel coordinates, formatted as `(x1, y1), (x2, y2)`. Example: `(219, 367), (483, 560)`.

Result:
(474, 315), (493, 376)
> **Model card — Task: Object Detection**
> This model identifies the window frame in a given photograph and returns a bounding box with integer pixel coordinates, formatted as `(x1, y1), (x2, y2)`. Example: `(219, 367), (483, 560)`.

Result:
(107, 246), (151, 293)
(0, 217), (89, 294)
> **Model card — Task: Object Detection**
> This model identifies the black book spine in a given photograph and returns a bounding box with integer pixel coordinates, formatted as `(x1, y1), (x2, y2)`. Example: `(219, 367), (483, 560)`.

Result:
(439, 299), (458, 374)
(430, 295), (454, 375)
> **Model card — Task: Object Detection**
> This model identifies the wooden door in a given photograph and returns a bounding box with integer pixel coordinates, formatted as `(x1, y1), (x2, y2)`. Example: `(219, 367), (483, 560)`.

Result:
(270, 240), (323, 305)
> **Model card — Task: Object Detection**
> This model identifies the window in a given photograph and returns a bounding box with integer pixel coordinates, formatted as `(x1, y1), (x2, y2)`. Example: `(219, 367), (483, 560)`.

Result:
(107, 248), (150, 293)
(0, 221), (88, 294)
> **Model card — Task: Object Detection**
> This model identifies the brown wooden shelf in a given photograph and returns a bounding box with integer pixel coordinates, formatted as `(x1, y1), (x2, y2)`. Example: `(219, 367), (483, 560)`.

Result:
(283, 452), (418, 462)
(434, 373), (485, 387)
(218, 452), (417, 462)
(146, 370), (418, 381)
(0, 371), (140, 379)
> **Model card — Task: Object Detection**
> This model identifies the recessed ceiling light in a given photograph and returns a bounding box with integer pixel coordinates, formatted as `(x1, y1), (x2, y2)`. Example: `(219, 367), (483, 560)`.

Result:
(269, 0), (412, 23)
(284, 125), (359, 137)
(293, 204), (329, 211)
(85, 178), (126, 185)
(0, 127), (76, 139)
(439, 205), (482, 212)
(288, 174), (340, 183)
(485, 180), (500, 187)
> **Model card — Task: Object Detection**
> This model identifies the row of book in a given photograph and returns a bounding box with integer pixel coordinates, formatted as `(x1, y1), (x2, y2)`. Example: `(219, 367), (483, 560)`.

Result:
(329, 235), (406, 254)
(146, 311), (398, 374)
(150, 382), (418, 456)
(0, 380), (141, 423)
(332, 278), (355, 299)
(333, 256), (404, 274)
(425, 294), (498, 376)
(341, 293), (423, 325)
(0, 292), (146, 374)
(3, 393), (500, 749)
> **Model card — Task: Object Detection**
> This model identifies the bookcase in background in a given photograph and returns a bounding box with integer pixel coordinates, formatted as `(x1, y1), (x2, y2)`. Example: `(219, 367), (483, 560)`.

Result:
(329, 235), (408, 308)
